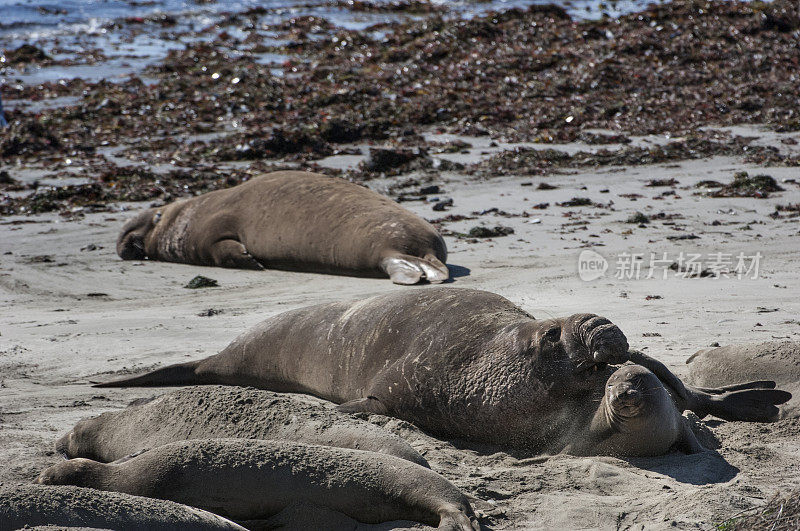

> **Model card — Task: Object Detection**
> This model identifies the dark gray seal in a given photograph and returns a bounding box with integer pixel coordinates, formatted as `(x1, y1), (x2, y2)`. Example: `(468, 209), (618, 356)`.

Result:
(565, 365), (705, 457)
(56, 385), (427, 467)
(117, 171), (449, 284)
(0, 484), (245, 531)
(37, 439), (479, 531)
(95, 288), (790, 452)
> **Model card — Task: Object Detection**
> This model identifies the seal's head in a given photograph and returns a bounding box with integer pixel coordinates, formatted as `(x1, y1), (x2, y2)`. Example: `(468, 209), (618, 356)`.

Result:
(36, 458), (107, 488)
(54, 418), (98, 460)
(605, 365), (655, 419)
(117, 208), (160, 260)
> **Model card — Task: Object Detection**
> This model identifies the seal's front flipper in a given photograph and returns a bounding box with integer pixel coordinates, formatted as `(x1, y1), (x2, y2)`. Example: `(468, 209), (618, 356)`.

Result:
(210, 239), (264, 270)
(694, 388), (792, 422)
(336, 396), (388, 415)
(381, 254), (449, 285)
(438, 507), (481, 531)
(674, 419), (705, 454)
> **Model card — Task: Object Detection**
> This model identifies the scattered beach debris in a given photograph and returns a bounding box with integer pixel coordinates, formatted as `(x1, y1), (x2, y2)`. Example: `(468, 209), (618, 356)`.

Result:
(707, 172), (785, 199)
(184, 276), (219, 289)
(468, 225), (515, 238)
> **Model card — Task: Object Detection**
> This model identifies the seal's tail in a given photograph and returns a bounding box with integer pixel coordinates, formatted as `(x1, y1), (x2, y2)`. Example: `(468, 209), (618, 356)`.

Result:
(93, 361), (201, 388)
(381, 254), (449, 285)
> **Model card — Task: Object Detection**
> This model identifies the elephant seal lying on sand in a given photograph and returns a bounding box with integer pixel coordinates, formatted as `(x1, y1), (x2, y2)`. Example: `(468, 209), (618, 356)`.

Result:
(57, 385), (427, 467)
(38, 439), (479, 531)
(687, 340), (800, 418)
(0, 484), (245, 530)
(96, 288), (790, 453)
(566, 365), (705, 457)
(116, 171), (449, 284)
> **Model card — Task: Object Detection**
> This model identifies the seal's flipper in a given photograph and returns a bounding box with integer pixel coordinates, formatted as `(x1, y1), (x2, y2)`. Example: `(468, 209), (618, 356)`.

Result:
(93, 361), (202, 388)
(336, 396), (388, 415)
(381, 254), (449, 285)
(210, 239), (264, 270)
(438, 508), (481, 531)
(695, 388), (792, 422)
(673, 419), (705, 454)
(694, 380), (776, 394)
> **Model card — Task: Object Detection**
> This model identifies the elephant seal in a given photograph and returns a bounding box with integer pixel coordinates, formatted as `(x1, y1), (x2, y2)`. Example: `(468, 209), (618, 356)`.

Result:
(95, 288), (790, 452)
(37, 439), (479, 531)
(565, 365), (704, 457)
(0, 484), (245, 530)
(687, 340), (800, 418)
(116, 171), (448, 284)
(56, 385), (427, 467)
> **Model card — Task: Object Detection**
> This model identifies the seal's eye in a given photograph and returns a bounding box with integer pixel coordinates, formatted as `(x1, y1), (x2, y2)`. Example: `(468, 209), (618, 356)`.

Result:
(153, 212), (162, 224)
(544, 326), (561, 342)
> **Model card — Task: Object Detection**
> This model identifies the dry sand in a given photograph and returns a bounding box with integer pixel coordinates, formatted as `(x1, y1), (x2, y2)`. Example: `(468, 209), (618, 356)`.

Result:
(2, 125), (800, 529)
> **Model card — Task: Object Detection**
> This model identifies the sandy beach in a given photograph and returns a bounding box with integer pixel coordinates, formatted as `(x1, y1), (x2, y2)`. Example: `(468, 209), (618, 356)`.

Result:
(3, 0), (800, 528)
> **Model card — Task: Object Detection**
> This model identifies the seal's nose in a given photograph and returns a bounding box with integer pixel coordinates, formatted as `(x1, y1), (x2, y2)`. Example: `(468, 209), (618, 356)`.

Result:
(612, 386), (642, 406)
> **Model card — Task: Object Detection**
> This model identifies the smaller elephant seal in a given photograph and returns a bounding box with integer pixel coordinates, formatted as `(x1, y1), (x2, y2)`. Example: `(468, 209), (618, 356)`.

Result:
(565, 365), (704, 457)
(38, 438), (479, 531)
(56, 385), (427, 467)
(117, 171), (449, 284)
(0, 484), (245, 531)
(687, 341), (800, 418)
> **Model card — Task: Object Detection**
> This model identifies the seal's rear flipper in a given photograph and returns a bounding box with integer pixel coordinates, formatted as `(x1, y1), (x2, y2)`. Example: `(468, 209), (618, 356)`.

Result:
(381, 254), (449, 285)
(694, 380), (776, 394)
(697, 388), (792, 422)
(93, 361), (201, 388)
(336, 396), (388, 415)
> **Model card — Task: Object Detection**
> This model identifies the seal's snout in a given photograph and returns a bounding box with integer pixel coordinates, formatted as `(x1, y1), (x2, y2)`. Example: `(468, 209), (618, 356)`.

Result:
(609, 383), (644, 416)
(117, 232), (146, 260)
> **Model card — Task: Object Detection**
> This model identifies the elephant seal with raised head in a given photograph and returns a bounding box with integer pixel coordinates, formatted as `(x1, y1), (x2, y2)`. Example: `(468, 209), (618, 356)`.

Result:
(56, 385), (427, 467)
(0, 484), (245, 530)
(566, 365), (705, 457)
(116, 171), (448, 284)
(37, 439), (479, 531)
(95, 288), (790, 453)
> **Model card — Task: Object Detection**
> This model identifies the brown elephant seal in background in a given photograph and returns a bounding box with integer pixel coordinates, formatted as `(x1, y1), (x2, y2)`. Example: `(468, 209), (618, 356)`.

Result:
(56, 385), (427, 467)
(687, 340), (800, 418)
(37, 439), (479, 531)
(96, 288), (789, 454)
(116, 171), (448, 284)
(565, 365), (704, 457)
(0, 484), (245, 530)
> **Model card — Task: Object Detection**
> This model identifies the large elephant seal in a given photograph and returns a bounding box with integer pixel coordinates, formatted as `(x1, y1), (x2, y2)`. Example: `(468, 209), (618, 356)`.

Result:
(56, 385), (427, 467)
(95, 288), (790, 453)
(687, 340), (800, 418)
(0, 484), (245, 530)
(566, 365), (704, 457)
(116, 171), (449, 284)
(37, 439), (479, 531)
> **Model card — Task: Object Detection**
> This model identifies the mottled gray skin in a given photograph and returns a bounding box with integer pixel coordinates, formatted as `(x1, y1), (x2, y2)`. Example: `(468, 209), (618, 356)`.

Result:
(566, 365), (704, 457)
(0, 485), (245, 531)
(56, 385), (428, 467)
(37, 439), (479, 531)
(116, 171), (449, 284)
(96, 288), (789, 451)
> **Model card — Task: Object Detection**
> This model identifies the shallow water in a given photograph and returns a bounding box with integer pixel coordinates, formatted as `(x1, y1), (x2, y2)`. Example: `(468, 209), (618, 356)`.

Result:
(0, 0), (661, 85)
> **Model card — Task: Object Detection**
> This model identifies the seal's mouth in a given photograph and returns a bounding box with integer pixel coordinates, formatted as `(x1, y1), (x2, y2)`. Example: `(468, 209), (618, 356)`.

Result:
(610, 387), (644, 417)
(573, 360), (609, 375)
